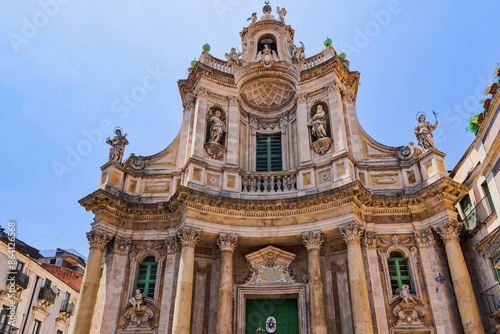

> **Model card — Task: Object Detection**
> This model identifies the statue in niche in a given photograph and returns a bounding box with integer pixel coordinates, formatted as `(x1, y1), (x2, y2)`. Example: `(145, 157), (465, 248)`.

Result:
(276, 7), (287, 22)
(414, 112), (438, 151)
(106, 127), (128, 163)
(255, 44), (279, 67)
(208, 110), (226, 144)
(129, 289), (145, 310)
(307, 105), (328, 140)
(290, 41), (305, 63)
(397, 284), (415, 304)
(225, 47), (242, 65)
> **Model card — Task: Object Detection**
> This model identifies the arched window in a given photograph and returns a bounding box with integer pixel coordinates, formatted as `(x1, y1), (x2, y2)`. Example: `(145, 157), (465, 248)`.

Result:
(136, 256), (157, 298)
(257, 34), (277, 53)
(388, 251), (413, 294)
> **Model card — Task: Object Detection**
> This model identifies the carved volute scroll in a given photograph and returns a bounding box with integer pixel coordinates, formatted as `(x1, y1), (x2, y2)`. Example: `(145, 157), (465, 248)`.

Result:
(339, 222), (365, 243)
(86, 229), (112, 249)
(302, 231), (324, 250)
(433, 220), (462, 242)
(177, 226), (201, 247)
(217, 234), (238, 252)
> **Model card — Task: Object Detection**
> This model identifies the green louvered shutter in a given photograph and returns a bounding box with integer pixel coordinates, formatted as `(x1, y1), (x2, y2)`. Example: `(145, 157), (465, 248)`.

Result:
(256, 134), (282, 172)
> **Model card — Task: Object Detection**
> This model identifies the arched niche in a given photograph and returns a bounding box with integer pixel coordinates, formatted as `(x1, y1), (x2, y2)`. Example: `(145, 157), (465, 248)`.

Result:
(308, 101), (331, 143)
(257, 33), (278, 54)
(206, 106), (227, 147)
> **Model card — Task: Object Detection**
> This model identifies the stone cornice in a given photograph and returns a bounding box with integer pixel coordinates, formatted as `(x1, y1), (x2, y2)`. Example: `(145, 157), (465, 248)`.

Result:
(79, 177), (468, 225)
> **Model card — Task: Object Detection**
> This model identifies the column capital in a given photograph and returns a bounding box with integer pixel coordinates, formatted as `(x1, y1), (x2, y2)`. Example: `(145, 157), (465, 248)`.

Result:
(195, 88), (209, 99)
(177, 226), (201, 248)
(110, 237), (131, 255)
(166, 237), (179, 254)
(433, 220), (463, 242)
(217, 234), (238, 252)
(227, 95), (239, 106)
(297, 94), (307, 104)
(339, 222), (365, 243)
(302, 231), (324, 250)
(364, 232), (377, 248)
(414, 228), (436, 248)
(86, 229), (112, 249)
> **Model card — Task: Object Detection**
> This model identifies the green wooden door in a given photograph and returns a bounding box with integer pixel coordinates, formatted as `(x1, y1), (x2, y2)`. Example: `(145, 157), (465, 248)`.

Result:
(245, 298), (299, 334)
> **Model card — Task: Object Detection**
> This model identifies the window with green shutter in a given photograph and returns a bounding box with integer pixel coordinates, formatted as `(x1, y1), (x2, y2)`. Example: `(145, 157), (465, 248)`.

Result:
(136, 256), (157, 298)
(388, 251), (413, 294)
(256, 134), (282, 172)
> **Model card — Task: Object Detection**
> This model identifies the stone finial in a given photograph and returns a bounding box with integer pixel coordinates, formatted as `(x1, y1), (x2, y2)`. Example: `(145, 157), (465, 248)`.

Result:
(414, 228), (435, 248)
(177, 226), (201, 247)
(433, 220), (462, 242)
(339, 222), (365, 243)
(217, 234), (238, 252)
(86, 229), (112, 249)
(302, 231), (324, 250)
(112, 237), (131, 255)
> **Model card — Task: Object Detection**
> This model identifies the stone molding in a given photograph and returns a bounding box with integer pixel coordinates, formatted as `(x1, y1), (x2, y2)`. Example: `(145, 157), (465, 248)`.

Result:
(413, 228), (436, 248)
(339, 222), (365, 243)
(433, 220), (463, 242)
(112, 237), (131, 255)
(86, 229), (112, 249)
(217, 234), (238, 252)
(177, 226), (201, 247)
(302, 231), (324, 250)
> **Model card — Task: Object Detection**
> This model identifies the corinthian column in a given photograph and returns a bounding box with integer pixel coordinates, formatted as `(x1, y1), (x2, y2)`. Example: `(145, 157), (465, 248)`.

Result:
(339, 222), (373, 334)
(216, 234), (238, 334)
(434, 221), (485, 334)
(70, 229), (111, 334)
(172, 227), (201, 334)
(302, 231), (328, 334)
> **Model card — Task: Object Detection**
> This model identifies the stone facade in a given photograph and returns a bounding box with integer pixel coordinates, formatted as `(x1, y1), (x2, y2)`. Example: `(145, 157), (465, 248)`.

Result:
(73, 5), (487, 334)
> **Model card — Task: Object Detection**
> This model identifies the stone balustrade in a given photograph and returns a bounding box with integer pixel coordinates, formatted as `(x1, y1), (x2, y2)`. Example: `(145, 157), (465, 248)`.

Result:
(302, 47), (334, 70)
(199, 53), (233, 74)
(241, 171), (297, 193)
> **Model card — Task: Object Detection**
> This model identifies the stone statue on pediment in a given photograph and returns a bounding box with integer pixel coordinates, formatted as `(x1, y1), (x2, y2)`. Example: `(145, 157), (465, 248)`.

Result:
(225, 47), (242, 65)
(276, 7), (287, 22)
(414, 113), (438, 151)
(106, 127), (128, 163)
(291, 41), (305, 64)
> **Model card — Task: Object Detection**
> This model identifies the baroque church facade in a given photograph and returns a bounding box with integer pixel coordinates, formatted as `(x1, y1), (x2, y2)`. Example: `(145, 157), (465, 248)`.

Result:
(71, 5), (486, 334)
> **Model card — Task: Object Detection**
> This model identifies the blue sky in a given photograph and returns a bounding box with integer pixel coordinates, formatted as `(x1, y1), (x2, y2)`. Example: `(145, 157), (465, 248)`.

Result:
(1, 0), (499, 256)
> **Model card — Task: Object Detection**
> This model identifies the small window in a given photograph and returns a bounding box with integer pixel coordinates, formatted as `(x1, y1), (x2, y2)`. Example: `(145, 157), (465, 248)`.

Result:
(388, 251), (413, 294)
(460, 195), (476, 229)
(0, 306), (9, 329)
(57, 330), (63, 334)
(43, 279), (52, 288)
(50, 258), (56, 265)
(482, 182), (496, 212)
(16, 261), (24, 271)
(32, 320), (42, 334)
(136, 256), (157, 299)
(256, 134), (282, 172)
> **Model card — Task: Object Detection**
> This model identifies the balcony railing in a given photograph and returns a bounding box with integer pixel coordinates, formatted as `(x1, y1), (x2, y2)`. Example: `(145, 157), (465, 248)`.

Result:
(464, 195), (496, 232)
(481, 283), (500, 315)
(38, 287), (56, 304)
(60, 301), (75, 314)
(0, 324), (19, 334)
(6, 270), (29, 290)
(241, 171), (297, 193)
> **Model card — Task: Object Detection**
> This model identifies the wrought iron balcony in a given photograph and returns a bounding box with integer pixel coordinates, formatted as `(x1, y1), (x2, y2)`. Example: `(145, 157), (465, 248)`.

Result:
(60, 300), (75, 316)
(6, 270), (29, 291)
(0, 324), (19, 334)
(464, 195), (496, 233)
(481, 283), (500, 316)
(38, 287), (56, 305)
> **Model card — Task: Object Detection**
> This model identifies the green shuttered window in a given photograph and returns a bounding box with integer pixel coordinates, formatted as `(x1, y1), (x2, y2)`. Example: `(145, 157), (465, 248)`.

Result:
(136, 256), (157, 298)
(388, 251), (413, 294)
(256, 134), (282, 172)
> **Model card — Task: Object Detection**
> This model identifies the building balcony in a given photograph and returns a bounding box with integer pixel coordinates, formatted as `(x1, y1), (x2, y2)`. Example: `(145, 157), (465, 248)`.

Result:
(241, 171), (297, 194)
(6, 270), (29, 291)
(59, 301), (75, 319)
(0, 324), (19, 334)
(464, 195), (496, 235)
(481, 283), (500, 321)
(38, 287), (56, 307)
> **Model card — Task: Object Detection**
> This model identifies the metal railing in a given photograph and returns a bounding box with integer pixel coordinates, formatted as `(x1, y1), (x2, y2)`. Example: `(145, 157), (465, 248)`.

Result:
(38, 287), (56, 304)
(481, 283), (500, 315)
(464, 195), (496, 231)
(241, 171), (297, 193)
(60, 301), (75, 314)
